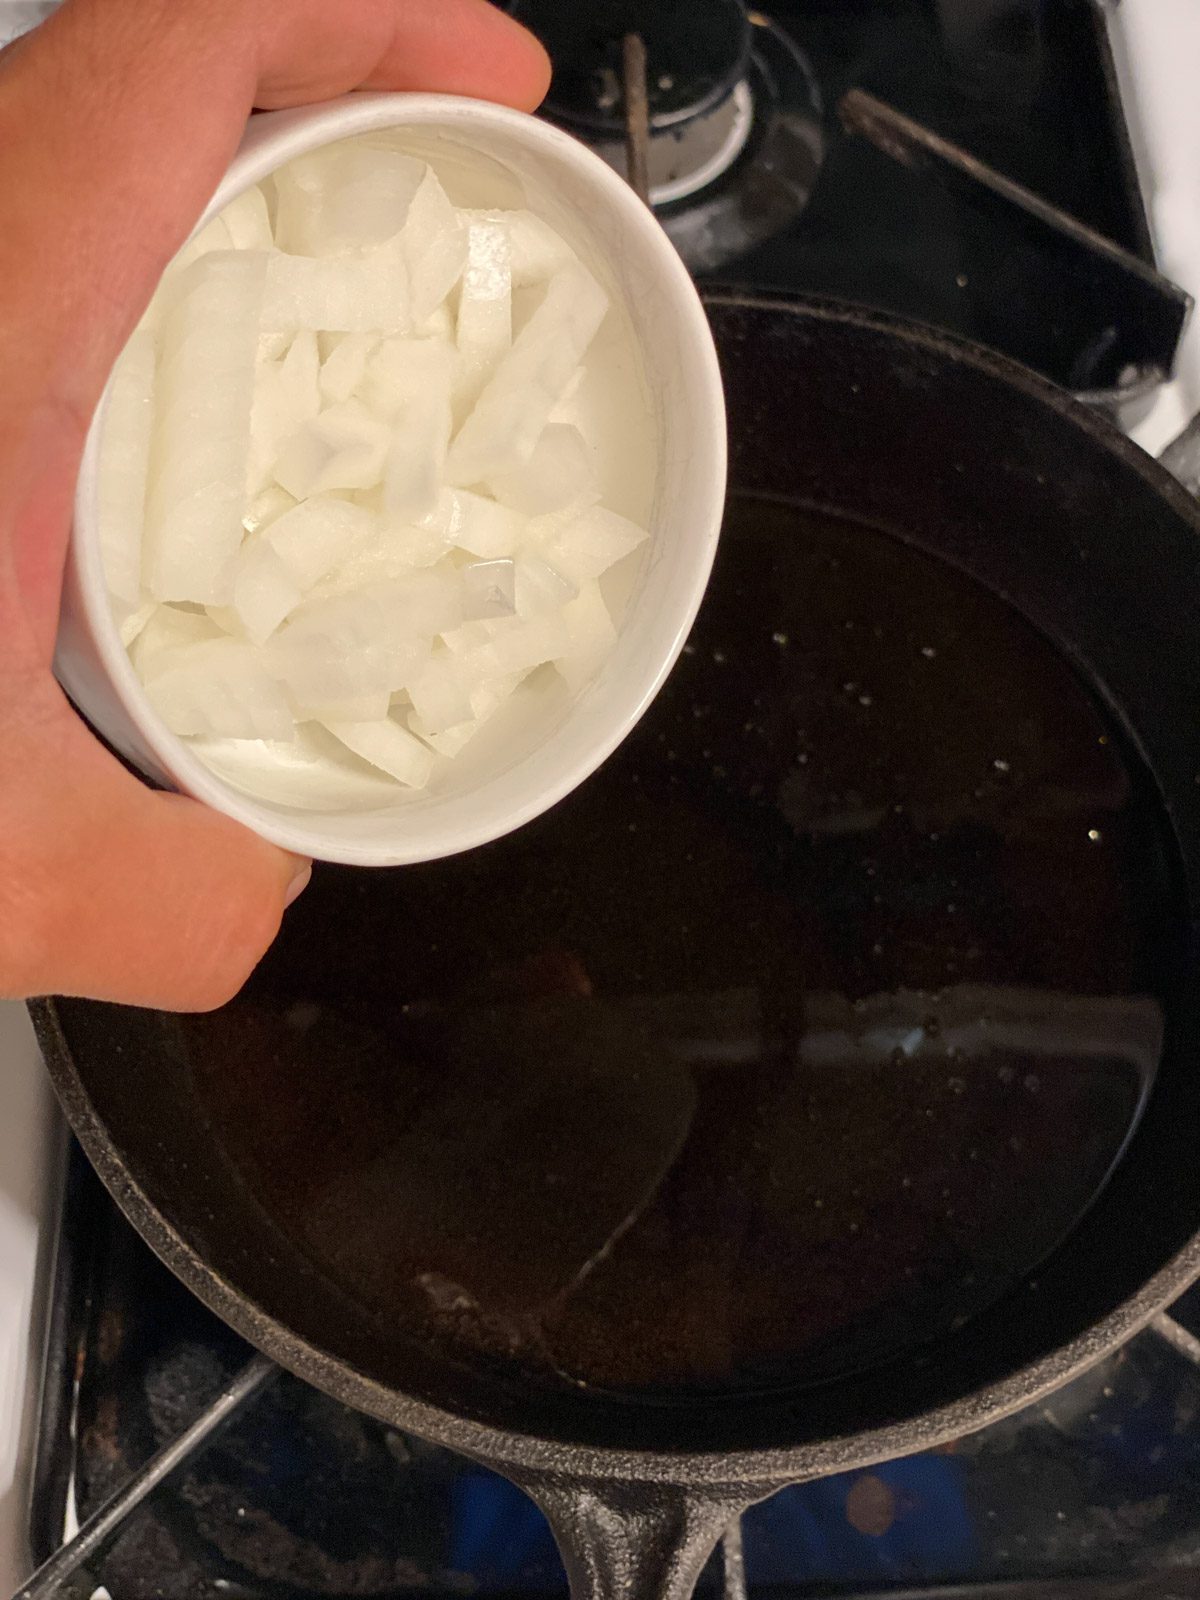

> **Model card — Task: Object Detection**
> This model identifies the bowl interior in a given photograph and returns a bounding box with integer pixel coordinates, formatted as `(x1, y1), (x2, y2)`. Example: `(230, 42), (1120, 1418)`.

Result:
(72, 97), (725, 864)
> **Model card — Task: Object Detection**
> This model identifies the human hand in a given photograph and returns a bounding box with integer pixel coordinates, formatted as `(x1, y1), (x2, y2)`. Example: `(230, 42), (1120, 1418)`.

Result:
(0, 0), (548, 1009)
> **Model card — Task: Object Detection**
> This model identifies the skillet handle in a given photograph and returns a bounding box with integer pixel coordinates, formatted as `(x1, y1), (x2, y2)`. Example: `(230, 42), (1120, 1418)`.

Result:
(513, 1476), (750, 1600)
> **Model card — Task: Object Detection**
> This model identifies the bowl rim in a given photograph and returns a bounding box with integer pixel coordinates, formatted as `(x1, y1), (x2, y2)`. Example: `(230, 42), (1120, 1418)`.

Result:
(69, 91), (727, 866)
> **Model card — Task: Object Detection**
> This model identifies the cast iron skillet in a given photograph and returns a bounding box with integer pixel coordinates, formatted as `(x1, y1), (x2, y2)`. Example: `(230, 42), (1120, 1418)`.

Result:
(33, 295), (1200, 1600)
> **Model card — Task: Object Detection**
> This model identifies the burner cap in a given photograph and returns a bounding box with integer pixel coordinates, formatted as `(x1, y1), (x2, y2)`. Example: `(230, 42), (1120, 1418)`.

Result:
(510, 0), (752, 135)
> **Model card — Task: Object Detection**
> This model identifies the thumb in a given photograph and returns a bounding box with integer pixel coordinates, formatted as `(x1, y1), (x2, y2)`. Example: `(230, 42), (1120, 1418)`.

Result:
(1, 688), (308, 1011)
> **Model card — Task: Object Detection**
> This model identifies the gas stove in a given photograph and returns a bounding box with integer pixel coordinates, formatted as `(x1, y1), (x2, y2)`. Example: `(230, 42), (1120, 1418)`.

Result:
(4, 1), (1200, 1595)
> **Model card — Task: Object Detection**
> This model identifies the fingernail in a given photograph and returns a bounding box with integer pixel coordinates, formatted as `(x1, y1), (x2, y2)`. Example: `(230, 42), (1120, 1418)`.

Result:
(285, 864), (312, 908)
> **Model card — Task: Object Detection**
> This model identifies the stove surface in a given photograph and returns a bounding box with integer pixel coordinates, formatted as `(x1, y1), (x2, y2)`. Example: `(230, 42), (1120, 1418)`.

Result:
(30, 1145), (1200, 1599)
(518, 0), (1174, 402)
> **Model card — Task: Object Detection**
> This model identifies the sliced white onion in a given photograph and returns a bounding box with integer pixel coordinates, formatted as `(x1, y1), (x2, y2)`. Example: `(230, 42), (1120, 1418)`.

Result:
(263, 252), (410, 334)
(461, 611), (570, 679)
(232, 540), (305, 644)
(264, 496), (377, 590)
(488, 423), (598, 516)
(403, 167), (468, 323)
(462, 208), (578, 285)
(99, 328), (156, 610)
(310, 517), (451, 596)
(273, 400), (391, 499)
(321, 715), (435, 787)
(143, 251), (266, 604)
(376, 340), (455, 522)
(242, 484), (297, 536)
(130, 605), (223, 677)
(247, 327), (321, 494)
(318, 332), (379, 404)
(440, 487), (527, 558)
(144, 637), (295, 741)
(221, 185), (274, 251)
(557, 581), (618, 694)
(444, 263), (609, 488)
(110, 138), (649, 791)
(536, 504), (649, 585)
(513, 553), (578, 618)
(275, 143), (425, 255)
(406, 656), (475, 733)
(462, 558), (516, 620)
(118, 600), (157, 649)
(456, 217), (512, 412)
(410, 668), (528, 756)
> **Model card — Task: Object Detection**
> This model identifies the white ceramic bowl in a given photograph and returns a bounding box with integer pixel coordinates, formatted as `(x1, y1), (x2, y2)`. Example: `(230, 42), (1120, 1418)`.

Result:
(56, 92), (726, 866)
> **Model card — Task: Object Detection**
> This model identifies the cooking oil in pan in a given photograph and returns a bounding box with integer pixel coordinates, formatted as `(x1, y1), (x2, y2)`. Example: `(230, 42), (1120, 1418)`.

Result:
(191, 498), (1184, 1398)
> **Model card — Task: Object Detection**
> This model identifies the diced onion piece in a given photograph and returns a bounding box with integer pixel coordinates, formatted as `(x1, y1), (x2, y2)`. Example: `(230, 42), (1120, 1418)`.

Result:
(115, 152), (642, 783)
(247, 327), (321, 494)
(445, 263), (608, 488)
(207, 604), (244, 635)
(403, 167), (468, 323)
(488, 423), (598, 515)
(232, 541), (305, 644)
(462, 559), (516, 620)
(220, 185), (274, 250)
(436, 487), (526, 558)
(143, 251), (266, 603)
(154, 215), (234, 302)
(99, 328), (156, 610)
(368, 340), (455, 521)
(321, 716), (435, 788)
(263, 252), (410, 334)
(144, 637), (295, 741)
(461, 611), (570, 678)
(273, 400), (391, 498)
(462, 208), (578, 285)
(557, 581), (618, 694)
(410, 669), (527, 756)
(242, 484), (297, 536)
(407, 656), (474, 733)
(267, 574), (457, 718)
(130, 605), (223, 678)
(310, 517), (450, 597)
(418, 303), (455, 342)
(440, 618), (501, 657)
(538, 504), (649, 585)
(265, 496), (377, 590)
(514, 553), (578, 618)
(279, 143), (425, 255)
(456, 218), (512, 411)
(119, 600), (157, 649)
(319, 332), (379, 404)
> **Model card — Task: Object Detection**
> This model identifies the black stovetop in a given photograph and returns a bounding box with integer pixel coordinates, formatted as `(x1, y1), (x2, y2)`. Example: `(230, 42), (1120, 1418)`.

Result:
(29, 1144), (1200, 1598)
(517, 0), (1172, 400)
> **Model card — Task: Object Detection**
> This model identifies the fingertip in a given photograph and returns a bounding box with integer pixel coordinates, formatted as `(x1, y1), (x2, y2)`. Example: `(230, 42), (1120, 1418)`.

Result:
(284, 860), (313, 908)
(503, 22), (553, 112)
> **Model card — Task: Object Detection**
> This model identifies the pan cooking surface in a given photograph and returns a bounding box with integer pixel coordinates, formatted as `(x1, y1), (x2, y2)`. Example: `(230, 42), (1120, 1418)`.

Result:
(188, 498), (1184, 1400)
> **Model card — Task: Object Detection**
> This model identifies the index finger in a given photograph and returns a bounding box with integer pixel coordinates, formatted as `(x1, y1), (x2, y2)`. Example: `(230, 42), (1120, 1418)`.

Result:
(0, 0), (549, 416)
(0, 0), (549, 653)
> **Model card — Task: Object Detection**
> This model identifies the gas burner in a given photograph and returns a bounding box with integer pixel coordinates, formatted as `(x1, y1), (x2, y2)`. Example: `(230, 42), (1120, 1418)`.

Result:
(656, 14), (825, 274)
(593, 78), (756, 207)
(510, 0), (752, 136)
(511, 0), (824, 274)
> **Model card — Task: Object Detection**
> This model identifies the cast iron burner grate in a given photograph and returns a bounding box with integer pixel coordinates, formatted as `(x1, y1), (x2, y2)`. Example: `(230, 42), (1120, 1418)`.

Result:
(24, 1142), (1200, 1598)
(511, 0), (1188, 412)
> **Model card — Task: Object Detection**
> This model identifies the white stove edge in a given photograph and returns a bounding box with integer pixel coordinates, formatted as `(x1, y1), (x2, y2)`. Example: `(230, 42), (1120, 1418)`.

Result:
(0, 1002), (62, 1598)
(0, 0), (1198, 1590)
(1106, 0), (1200, 455)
